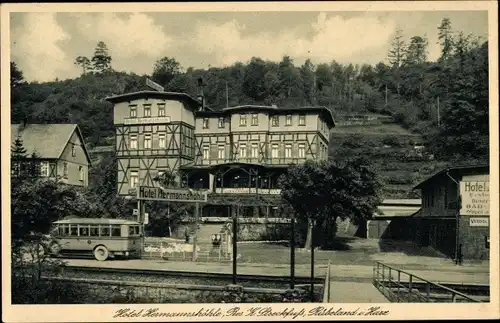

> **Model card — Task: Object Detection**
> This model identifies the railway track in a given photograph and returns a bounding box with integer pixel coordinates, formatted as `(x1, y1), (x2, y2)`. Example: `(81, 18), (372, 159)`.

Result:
(61, 265), (324, 285)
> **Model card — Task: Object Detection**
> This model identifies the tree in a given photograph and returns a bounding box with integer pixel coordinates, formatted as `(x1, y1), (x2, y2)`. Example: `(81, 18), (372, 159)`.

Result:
(278, 158), (382, 249)
(242, 57), (270, 102)
(404, 36), (428, 65)
(91, 41), (112, 73)
(388, 27), (407, 68)
(11, 62), (25, 88)
(299, 59), (316, 104)
(152, 57), (183, 88)
(74, 56), (92, 75)
(438, 18), (454, 62)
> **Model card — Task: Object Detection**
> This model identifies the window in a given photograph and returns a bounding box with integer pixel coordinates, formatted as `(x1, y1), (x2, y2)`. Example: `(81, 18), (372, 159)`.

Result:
(285, 144), (292, 158)
(239, 114), (247, 126)
(271, 144), (279, 158)
(63, 162), (68, 178)
(203, 118), (209, 129)
(251, 143), (259, 158)
(69, 225), (78, 236)
(299, 114), (306, 126)
(285, 115), (292, 126)
(158, 104), (165, 117)
(100, 225), (110, 237)
(271, 116), (279, 127)
(111, 225), (121, 237)
(251, 114), (258, 126)
(203, 145), (210, 160)
(40, 161), (49, 177)
(143, 104), (151, 117)
(129, 134), (138, 149)
(89, 226), (99, 237)
(72, 144), (76, 157)
(129, 105), (137, 118)
(239, 143), (247, 158)
(129, 226), (140, 236)
(130, 170), (139, 188)
(158, 133), (166, 149)
(60, 225), (70, 236)
(79, 166), (84, 181)
(218, 117), (225, 128)
(217, 145), (225, 159)
(79, 225), (89, 237)
(298, 143), (306, 158)
(144, 134), (152, 149)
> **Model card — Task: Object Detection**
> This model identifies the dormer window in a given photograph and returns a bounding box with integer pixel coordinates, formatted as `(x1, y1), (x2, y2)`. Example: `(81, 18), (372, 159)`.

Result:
(285, 115), (292, 126)
(271, 116), (279, 127)
(251, 114), (258, 126)
(129, 105), (137, 118)
(158, 104), (166, 117)
(143, 104), (151, 117)
(299, 114), (306, 126)
(203, 118), (209, 129)
(218, 117), (225, 128)
(239, 114), (247, 126)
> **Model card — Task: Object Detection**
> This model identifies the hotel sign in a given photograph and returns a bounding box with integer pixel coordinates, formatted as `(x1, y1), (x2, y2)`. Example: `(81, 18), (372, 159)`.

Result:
(138, 186), (208, 203)
(146, 78), (164, 92)
(124, 116), (171, 125)
(460, 181), (489, 216)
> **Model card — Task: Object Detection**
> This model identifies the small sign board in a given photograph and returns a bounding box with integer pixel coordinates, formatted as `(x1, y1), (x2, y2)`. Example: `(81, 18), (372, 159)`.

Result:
(138, 186), (208, 202)
(124, 116), (171, 125)
(146, 78), (165, 92)
(469, 217), (489, 227)
(460, 181), (490, 216)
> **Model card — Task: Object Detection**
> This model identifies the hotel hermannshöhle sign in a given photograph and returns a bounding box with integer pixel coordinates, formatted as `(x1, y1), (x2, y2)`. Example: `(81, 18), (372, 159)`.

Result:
(137, 186), (208, 203)
(460, 181), (489, 227)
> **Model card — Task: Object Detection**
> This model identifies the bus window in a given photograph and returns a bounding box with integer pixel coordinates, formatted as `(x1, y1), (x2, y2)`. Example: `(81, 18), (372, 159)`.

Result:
(79, 225), (89, 237)
(70, 225), (78, 236)
(111, 225), (121, 237)
(100, 226), (110, 237)
(89, 226), (99, 237)
(60, 224), (70, 236)
(128, 226), (140, 236)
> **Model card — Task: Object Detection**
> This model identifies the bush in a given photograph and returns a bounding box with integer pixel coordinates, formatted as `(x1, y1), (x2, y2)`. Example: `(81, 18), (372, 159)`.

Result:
(382, 135), (404, 147)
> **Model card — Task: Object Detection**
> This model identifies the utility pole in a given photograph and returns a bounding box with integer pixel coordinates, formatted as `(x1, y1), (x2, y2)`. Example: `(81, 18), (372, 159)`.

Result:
(310, 219), (315, 301)
(290, 211), (296, 289)
(225, 80), (229, 109)
(437, 96), (441, 126)
(232, 204), (238, 284)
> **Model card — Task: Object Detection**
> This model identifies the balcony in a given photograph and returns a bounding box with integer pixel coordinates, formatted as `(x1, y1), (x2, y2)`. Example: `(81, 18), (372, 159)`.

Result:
(214, 187), (281, 195)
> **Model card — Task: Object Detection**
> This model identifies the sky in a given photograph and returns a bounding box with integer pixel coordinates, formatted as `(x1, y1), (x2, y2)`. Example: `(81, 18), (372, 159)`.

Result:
(10, 10), (488, 82)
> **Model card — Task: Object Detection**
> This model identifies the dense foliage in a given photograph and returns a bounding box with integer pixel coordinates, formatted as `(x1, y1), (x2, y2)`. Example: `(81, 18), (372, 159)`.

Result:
(278, 158), (382, 249)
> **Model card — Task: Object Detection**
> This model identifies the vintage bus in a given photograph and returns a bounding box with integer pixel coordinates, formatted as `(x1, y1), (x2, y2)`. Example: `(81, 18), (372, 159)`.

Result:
(46, 218), (143, 261)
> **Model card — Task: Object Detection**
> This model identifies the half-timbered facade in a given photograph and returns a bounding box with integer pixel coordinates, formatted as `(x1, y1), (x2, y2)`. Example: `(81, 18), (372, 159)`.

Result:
(107, 91), (335, 218)
(106, 91), (201, 196)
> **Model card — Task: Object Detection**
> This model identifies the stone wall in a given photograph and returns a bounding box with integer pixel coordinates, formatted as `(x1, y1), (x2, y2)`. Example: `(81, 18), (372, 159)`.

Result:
(41, 276), (316, 303)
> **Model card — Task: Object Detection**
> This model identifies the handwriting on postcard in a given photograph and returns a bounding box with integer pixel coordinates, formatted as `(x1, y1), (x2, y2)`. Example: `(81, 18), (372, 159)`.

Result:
(113, 306), (390, 319)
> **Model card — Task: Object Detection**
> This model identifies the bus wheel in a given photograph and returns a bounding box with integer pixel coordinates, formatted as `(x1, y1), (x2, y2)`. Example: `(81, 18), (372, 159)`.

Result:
(49, 242), (61, 257)
(94, 246), (109, 261)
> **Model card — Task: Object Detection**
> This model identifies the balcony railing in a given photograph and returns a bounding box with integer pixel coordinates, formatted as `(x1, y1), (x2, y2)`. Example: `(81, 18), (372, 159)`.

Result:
(214, 188), (281, 195)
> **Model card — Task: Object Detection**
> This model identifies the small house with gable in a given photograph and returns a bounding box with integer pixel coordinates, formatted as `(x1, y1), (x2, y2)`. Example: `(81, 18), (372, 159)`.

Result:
(11, 123), (92, 186)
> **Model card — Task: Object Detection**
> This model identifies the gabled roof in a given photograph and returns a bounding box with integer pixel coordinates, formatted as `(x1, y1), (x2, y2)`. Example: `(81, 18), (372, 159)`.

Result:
(11, 124), (92, 166)
(104, 91), (201, 110)
(413, 164), (489, 190)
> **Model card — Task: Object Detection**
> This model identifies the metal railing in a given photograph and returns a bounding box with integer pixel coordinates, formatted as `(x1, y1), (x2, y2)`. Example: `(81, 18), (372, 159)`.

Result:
(322, 260), (331, 303)
(143, 240), (231, 262)
(373, 261), (482, 303)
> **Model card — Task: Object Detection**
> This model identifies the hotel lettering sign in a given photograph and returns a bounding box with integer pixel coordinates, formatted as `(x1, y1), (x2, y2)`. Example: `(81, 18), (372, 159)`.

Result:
(460, 181), (489, 216)
(138, 186), (208, 203)
(124, 116), (171, 125)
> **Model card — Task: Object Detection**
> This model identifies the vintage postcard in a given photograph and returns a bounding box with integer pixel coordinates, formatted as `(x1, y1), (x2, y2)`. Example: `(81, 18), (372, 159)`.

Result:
(1, 1), (498, 322)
